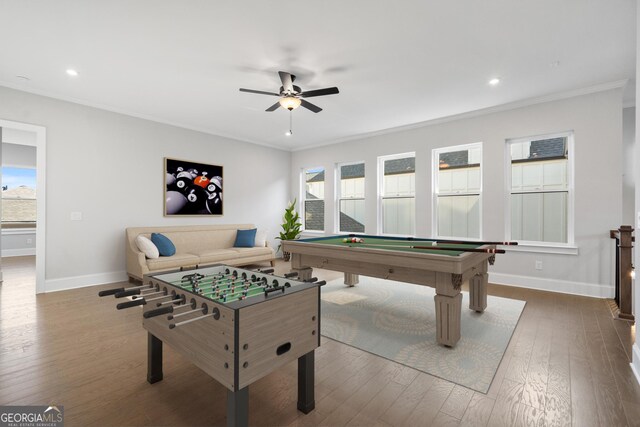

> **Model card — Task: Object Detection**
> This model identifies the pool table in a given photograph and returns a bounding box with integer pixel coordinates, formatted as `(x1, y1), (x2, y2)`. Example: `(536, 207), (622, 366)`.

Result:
(282, 235), (498, 347)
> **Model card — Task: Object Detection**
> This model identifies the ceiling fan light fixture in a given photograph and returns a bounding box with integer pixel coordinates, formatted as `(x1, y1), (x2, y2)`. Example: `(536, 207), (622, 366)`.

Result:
(279, 96), (301, 111)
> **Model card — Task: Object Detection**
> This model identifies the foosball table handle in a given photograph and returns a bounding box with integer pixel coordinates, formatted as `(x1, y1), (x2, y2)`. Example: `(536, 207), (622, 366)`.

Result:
(98, 287), (125, 297)
(143, 305), (174, 319)
(116, 299), (146, 310)
(264, 286), (285, 297)
(115, 289), (142, 298)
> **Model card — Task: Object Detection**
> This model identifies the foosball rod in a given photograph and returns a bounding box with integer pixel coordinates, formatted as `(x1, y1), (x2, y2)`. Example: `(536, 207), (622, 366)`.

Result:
(98, 283), (154, 297)
(156, 296), (186, 307)
(168, 307), (205, 320)
(176, 273), (233, 284)
(169, 313), (214, 329)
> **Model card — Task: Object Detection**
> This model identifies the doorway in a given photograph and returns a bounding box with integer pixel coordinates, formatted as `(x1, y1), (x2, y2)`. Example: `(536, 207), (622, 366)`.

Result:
(0, 120), (46, 293)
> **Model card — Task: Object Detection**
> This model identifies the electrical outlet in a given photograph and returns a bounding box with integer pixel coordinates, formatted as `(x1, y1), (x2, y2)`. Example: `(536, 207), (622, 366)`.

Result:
(26, 238), (32, 244)
(70, 212), (82, 221)
(535, 261), (543, 270)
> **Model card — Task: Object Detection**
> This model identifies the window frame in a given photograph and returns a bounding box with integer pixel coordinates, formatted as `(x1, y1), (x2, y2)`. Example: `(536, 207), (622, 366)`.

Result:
(504, 131), (575, 250)
(335, 160), (366, 234)
(377, 151), (416, 237)
(432, 142), (483, 241)
(300, 166), (326, 233)
(1, 165), (37, 226)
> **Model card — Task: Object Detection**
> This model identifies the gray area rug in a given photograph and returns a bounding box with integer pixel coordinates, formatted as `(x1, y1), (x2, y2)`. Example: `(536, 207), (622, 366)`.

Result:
(320, 276), (526, 393)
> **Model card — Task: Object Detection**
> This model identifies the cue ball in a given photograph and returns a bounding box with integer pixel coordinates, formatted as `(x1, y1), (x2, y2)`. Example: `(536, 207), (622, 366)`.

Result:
(165, 191), (188, 214)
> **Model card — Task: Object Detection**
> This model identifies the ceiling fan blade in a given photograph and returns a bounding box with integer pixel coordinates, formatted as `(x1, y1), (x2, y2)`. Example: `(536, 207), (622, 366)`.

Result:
(239, 88), (280, 96)
(300, 99), (322, 113)
(300, 87), (340, 98)
(265, 102), (281, 112)
(278, 71), (294, 92)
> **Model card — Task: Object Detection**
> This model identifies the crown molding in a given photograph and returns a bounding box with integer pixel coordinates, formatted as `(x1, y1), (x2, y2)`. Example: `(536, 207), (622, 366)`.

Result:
(291, 79), (629, 152)
(1, 78), (627, 154)
(0, 81), (289, 152)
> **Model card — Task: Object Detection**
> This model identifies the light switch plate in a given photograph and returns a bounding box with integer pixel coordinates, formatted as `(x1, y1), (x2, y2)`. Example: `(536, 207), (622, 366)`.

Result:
(70, 212), (82, 221)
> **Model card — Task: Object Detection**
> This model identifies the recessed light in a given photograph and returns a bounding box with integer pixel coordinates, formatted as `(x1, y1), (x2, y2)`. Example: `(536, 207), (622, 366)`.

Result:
(66, 69), (79, 77)
(489, 78), (500, 86)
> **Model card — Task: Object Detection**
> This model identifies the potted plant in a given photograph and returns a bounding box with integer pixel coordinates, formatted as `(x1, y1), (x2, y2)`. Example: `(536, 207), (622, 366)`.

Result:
(276, 199), (302, 261)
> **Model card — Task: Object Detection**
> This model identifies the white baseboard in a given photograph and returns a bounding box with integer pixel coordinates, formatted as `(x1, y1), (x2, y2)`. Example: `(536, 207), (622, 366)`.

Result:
(489, 272), (613, 298)
(632, 345), (640, 386)
(1, 248), (36, 257)
(44, 270), (128, 293)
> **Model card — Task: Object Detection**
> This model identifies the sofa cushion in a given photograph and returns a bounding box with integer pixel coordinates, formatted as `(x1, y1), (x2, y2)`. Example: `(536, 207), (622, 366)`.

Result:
(234, 228), (257, 248)
(135, 235), (159, 259)
(254, 229), (267, 247)
(230, 247), (274, 259)
(146, 253), (199, 271)
(151, 233), (176, 256)
(189, 249), (237, 266)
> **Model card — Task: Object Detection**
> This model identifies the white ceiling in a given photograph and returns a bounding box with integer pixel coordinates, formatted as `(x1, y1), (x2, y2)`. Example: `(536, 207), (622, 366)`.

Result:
(0, 0), (635, 151)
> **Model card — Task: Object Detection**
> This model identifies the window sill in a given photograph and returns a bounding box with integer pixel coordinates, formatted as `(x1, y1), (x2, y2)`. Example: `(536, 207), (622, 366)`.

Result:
(2, 227), (37, 236)
(300, 230), (326, 237)
(505, 243), (578, 255)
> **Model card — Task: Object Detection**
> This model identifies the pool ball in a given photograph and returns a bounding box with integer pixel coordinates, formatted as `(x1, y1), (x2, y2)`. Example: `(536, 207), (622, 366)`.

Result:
(175, 176), (193, 192)
(165, 191), (188, 214)
(183, 185), (208, 211)
(206, 191), (222, 215)
(194, 171), (210, 188)
(166, 172), (177, 186)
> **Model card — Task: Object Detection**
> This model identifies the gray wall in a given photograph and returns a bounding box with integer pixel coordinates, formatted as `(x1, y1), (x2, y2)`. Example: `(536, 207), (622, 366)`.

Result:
(292, 89), (623, 297)
(0, 85), (291, 289)
(623, 107), (635, 226)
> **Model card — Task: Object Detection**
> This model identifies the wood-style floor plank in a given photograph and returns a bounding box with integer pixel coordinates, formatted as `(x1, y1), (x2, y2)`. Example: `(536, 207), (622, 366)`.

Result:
(1, 256), (640, 427)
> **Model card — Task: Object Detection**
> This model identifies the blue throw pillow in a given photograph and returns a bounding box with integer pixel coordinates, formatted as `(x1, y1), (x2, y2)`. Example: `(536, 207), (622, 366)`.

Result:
(151, 233), (176, 256)
(234, 228), (257, 248)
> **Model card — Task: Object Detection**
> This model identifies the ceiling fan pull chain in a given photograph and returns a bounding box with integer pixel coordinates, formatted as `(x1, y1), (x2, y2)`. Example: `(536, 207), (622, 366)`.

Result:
(289, 111), (293, 135)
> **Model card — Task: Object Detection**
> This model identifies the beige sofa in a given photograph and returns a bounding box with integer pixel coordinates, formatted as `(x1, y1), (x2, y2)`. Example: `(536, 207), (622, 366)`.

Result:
(126, 224), (275, 281)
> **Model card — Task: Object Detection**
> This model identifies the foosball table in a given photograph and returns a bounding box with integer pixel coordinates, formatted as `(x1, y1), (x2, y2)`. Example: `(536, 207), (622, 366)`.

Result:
(98, 265), (324, 427)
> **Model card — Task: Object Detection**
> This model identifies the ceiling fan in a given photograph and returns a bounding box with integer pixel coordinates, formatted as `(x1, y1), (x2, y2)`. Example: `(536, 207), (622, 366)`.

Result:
(239, 71), (339, 113)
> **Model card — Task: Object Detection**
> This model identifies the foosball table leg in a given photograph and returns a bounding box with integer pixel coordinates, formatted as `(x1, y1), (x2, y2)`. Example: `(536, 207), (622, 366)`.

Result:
(227, 387), (249, 427)
(147, 333), (163, 384)
(297, 350), (315, 414)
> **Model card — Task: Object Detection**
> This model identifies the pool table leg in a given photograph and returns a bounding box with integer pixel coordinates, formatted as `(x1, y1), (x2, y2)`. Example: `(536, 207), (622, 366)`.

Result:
(344, 273), (359, 287)
(434, 272), (462, 347)
(469, 272), (488, 313)
(293, 267), (313, 281)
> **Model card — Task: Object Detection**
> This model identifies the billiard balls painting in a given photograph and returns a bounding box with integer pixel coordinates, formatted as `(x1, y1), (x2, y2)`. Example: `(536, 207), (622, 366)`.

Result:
(164, 158), (223, 216)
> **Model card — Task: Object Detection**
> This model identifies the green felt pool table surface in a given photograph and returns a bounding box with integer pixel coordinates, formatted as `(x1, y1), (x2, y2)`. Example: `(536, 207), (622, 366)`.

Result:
(297, 235), (484, 257)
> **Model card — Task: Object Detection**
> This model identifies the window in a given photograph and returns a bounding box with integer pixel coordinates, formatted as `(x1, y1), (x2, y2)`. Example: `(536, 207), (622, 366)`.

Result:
(379, 153), (415, 235)
(507, 133), (572, 244)
(2, 167), (37, 224)
(302, 167), (325, 231)
(433, 143), (482, 239)
(336, 162), (365, 233)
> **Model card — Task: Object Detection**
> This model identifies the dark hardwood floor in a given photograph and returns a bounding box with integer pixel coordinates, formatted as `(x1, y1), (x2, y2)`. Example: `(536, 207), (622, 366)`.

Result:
(1, 256), (639, 426)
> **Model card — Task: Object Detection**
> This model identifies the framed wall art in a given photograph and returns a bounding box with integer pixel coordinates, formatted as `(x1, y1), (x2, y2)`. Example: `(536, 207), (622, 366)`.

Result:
(164, 157), (223, 216)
